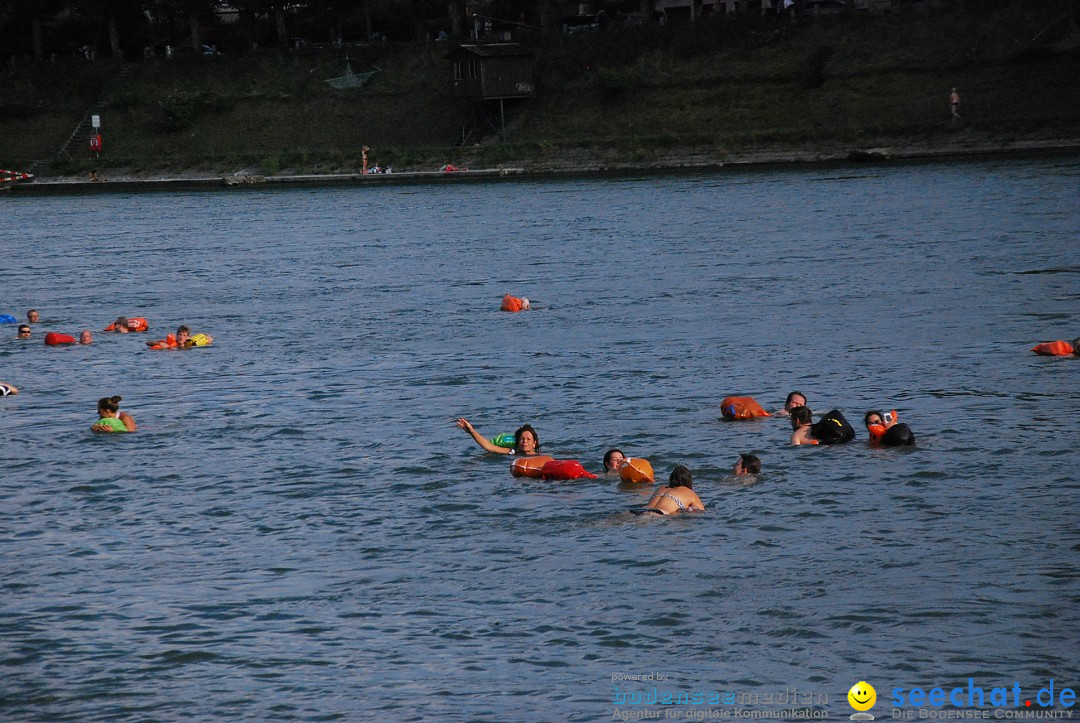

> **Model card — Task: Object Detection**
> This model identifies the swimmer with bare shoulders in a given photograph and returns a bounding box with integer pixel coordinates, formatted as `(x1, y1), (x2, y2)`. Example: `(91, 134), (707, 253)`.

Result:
(456, 418), (540, 455)
(632, 466), (704, 515)
(789, 406), (819, 446)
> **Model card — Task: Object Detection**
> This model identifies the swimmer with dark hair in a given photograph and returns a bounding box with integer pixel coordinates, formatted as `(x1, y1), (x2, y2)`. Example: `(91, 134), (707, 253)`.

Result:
(91, 395), (136, 433)
(733, 453), (761, 476)
(789, 406), (819, 446)
(864, 410), (916, 447)
(774, 390), (806, 417)
(456, 418), (541, 455)
(603, 448), (626, 473)
(0, 382), (18, 396)
(633, 466), (705, 515)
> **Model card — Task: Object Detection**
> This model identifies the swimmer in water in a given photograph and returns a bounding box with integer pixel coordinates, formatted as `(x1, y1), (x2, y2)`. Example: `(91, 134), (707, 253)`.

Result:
(864, 410), (916, 446)
(603, 448), (626, 473)
(110, 316), (131, 333)
(789, 406), (820, 446)
(79, 330), (93, 345)
(27, 309), (40, 324)
(17, 324), (31, 339)
(456, 418), (540, 455)
(91, 395), (136, 433)
(773, 390), (806, 417)
(733, 453), (761, 476)
(146, 325), (191, 350)
(0, 382), (18, 396)
(633, 466), (705, 515)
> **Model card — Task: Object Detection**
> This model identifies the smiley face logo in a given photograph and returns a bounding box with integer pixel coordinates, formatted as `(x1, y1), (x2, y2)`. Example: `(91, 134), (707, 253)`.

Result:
(848, 681), (877, 712)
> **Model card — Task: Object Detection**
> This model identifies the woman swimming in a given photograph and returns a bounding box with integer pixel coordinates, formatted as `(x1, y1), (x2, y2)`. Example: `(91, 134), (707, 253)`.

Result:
(455, 418), (540, 455)
(633, 465), (705, 515)
(91, 395), (136, 433)
(602, 448), (626, 473)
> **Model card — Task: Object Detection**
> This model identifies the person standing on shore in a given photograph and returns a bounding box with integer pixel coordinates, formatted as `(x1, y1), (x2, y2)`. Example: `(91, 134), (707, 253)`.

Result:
(950, 88), (961, 124)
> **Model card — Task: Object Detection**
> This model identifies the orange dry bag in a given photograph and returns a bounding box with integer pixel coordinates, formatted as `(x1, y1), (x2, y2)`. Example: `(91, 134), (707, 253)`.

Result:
(619, 458), (655, 484)
(1031, 340), (1074, 356)
(500, 294), (527, 313)
(104, 317), (149, 332)
(147, 333), (177, 350)
(44, 332), (76, 346)
(510, 455), (554, 478)
(539, 459), (599, 480)
(720, 396), (771, 420)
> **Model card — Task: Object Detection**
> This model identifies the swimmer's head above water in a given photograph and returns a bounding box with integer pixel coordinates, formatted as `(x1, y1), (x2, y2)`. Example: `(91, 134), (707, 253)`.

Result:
(603, 448), (626, 471)
(668, 465), (693, 489)
(514, 424), (540, 454)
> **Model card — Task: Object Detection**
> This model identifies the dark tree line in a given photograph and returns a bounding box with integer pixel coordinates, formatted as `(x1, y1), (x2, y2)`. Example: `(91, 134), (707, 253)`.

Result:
(0, 0), (648, 62)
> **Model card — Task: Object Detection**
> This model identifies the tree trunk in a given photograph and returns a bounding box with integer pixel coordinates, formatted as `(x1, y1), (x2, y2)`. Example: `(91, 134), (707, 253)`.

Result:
(275, 5), (287, 47)
(33, 18), (44, 62)
(448, 0), (464, 38)
(189, 8), (201, 53)
(639, 0), (657, 23)
(108, 14), (121, 60)
(364, 0), (372, 41)
(539, 0), (553, 31)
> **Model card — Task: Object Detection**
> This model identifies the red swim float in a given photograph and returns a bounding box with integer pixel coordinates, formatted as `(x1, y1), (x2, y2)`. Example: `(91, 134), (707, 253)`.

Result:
(539, 460), (598, 480)
(720, 396), (771, 420)
(44, 332), (77, 346)
(1031, 340), (1074, 356)
(104, 316), (149, 332)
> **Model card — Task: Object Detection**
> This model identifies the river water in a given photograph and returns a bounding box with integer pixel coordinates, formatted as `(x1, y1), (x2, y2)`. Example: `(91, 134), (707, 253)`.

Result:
(1, 157), (1078, 721)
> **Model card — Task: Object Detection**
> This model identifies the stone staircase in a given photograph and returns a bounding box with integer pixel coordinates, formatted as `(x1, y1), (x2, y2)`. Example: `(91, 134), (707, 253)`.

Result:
(29, 63), (137, 177)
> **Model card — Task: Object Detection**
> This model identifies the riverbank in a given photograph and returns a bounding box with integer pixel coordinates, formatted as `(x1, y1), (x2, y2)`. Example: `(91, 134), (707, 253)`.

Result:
(3, 4), (1078, 189)
(6, 131), (1078, 195)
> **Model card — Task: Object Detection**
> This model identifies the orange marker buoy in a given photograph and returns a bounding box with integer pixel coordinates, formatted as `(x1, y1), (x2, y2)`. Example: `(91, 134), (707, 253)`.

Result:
(720, 396), (771, 420)
(104, 316), (149, 332)
(619, 458), (654, 483)
(146, 333), (177, 350)
(510, 455), (554, 478)
(1031, 340), (1075, 356)
(500, 294), (530, 313)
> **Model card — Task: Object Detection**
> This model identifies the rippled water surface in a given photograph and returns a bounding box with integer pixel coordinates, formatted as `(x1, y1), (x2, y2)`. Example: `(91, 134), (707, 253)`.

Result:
(2, 158), (1079, 721)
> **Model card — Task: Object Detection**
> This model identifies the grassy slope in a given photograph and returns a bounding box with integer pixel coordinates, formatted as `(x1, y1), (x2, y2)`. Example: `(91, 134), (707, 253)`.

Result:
(1, 3), (1077, 176)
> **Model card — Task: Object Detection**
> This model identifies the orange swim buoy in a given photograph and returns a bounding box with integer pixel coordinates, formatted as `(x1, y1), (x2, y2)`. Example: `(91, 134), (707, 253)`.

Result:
(720, 396), (771, 420)
(1031, 340), (1074, 356)
(500, 294), (529, 313)
(104, 317), (149, 332)
(619, 458), (655, 484)
(147, 333), (177, 350)
(510, 455), (555, 478)
(44, 332), (77, 346)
